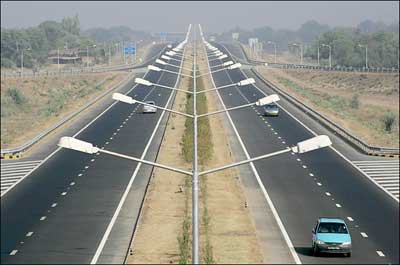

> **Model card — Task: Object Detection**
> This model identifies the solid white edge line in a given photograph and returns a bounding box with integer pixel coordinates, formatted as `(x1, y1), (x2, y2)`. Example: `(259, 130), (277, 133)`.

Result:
(205, 43), (302, 264)
(90, 43), (187, 264)
(228, 48), (400, 203)
(1, 61), (152, 198)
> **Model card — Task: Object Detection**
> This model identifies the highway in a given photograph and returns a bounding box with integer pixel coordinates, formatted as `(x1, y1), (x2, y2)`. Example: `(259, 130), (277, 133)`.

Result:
(206, 41), (399, 264)
(1, 42), (185, 264)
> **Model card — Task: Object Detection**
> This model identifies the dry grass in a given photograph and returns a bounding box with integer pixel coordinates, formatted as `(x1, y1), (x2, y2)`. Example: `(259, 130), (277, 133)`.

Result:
(259, 67), (399, 147)
(0, 72), (126, 148)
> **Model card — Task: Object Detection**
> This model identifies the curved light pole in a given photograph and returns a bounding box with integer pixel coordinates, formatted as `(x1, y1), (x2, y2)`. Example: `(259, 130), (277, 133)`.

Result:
(21, 47), (31, 78)
(357, 44), (368, 69)
(321, 43), (332, 68)
(291, 42), (303, 65)
(267, 41), (277, 63)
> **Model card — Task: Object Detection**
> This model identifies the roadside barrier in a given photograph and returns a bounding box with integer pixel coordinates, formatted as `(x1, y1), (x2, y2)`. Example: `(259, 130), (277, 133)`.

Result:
(0, 153), (22, 160)
(1, 46), (167, 159)
(215, 42), (400, 157)
(235, 43), (399, 74)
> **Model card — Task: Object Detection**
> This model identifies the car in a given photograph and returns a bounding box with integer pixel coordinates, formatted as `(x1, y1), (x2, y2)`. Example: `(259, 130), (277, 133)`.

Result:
(312, 218), (352, 257)
(263, 103), (279, 116)
(142, 101), (157, 113)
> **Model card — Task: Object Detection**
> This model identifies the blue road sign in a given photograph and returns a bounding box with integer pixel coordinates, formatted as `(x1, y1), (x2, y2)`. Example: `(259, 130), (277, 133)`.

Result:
(124, 46), (136, 54)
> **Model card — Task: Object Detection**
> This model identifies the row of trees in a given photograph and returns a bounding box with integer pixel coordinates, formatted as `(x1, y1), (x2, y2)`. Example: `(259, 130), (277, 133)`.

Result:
(221, 20), (399, 68)
(303, 30), (399, 68)
(1, 15), (154, 69)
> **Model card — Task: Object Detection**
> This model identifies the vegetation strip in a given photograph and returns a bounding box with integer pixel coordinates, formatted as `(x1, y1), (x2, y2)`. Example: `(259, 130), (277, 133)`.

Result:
(180, 69), (214, 263)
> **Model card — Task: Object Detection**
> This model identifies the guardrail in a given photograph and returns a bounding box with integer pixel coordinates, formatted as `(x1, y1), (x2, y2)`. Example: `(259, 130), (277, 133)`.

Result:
(1, 46), (168, 159)
(214, 42), (399, 157)
(1, 46), (167, 79)
(234, 43), (399, 74)
(1, 72), (136, 158)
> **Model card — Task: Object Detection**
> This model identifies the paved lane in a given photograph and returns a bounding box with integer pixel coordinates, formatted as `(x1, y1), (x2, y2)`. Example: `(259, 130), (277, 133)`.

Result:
(352, 160), (399, 199)
(205, 41), (399, 264)
(1, 42), (185, 264)
(1, 160), (42, 196)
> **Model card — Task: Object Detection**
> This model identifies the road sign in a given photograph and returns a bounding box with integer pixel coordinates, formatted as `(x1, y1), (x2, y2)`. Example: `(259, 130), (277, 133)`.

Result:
(124, 46), (136, 54)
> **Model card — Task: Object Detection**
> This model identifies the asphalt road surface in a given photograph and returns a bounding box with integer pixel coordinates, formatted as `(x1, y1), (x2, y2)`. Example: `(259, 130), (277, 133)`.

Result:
(206, 41), (399, 264)
(1, 43), (184, 264)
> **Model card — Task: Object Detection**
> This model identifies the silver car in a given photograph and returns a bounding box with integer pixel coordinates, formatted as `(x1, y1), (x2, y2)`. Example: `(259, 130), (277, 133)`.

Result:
(263, 103), (279, 116)
(142, 101), (157, 113)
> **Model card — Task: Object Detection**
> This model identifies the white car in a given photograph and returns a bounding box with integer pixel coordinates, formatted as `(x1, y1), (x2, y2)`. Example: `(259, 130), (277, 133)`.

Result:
(142, 101), (157, 113)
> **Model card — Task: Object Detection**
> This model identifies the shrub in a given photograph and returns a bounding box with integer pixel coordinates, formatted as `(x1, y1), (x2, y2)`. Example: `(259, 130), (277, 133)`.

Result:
(382, 112), (396, 132)
(350, 94), (360, 109)
(7, 87), (26, 105)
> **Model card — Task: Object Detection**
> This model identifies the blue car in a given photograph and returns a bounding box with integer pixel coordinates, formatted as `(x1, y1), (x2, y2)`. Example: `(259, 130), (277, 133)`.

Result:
(312, 218), (352, 257)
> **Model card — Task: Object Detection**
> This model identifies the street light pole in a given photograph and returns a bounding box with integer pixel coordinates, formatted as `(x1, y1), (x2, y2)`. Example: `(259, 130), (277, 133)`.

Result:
(292, 43), (303, 64)
(192, 25), (199, 265)
(322, 44), (332, 68)
(57, 48), (60, 72)
(267, 41), (277, 63)
(21, 49), (24, 77)
(358, 44), (368, 68)
(317, 39), (320, 66)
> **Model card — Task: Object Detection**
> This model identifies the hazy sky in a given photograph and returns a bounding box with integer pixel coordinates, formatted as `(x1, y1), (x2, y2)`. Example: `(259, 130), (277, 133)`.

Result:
(1, 1), (399, 33)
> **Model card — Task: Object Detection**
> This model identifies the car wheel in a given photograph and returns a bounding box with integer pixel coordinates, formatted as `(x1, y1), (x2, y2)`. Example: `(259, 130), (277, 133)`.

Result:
(346, 252), (351, 257)
(312, 245), (319, 256)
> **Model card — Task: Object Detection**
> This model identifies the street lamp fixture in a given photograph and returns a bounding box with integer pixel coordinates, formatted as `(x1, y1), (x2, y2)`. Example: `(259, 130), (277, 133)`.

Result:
(266, 41), (277, 63)
(357, 44), (368, 69)
(155, 59), (193, 72)
(321, 43), (332, 68)
(196, 78), (256, 94)
(209, 54), (228, 61)
(147, 65), (193, 78)
(135, 77), (194, 94)
(291, 42), (303, 65)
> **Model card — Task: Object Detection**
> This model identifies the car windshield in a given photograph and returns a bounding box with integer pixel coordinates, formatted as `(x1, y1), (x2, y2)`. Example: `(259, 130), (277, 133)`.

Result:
(265, 104), (277, 109)
(146, 101), (155, 105)
(318, 222), (348, 234)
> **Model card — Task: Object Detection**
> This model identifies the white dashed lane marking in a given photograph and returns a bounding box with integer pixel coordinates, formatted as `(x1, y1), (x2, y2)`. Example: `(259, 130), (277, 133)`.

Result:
(353, 160), (399, 199)
(376, 250), (385, 257)
(1, 160), (42, 196)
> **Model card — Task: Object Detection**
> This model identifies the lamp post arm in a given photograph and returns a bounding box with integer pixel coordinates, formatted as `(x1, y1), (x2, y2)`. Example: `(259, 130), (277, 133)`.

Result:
(196, 83), (237, 94)
(155, 83), (194, 94)
(199, 148), (291, 176)
(163, 68), (193, 78)
(197, 102), (255, 118)
(135, 100), (194, 118)
(99, 149), (193, 176)
(197, 67), (225, 77)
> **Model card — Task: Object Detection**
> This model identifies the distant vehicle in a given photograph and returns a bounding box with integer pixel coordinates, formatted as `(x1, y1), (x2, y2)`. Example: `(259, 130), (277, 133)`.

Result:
(263, 103), (279, 116)
(312, 218), (352, 257)
(142, 101), (157, 113)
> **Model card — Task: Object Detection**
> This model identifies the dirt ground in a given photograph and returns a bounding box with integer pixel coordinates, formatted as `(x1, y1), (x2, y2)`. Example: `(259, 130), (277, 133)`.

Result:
(126, 46), (193, 264)
(126, 43), (264, 264)
(1, 72), (127, 148)
(258, 67), (399, 147)
(198, 45), (263, 264)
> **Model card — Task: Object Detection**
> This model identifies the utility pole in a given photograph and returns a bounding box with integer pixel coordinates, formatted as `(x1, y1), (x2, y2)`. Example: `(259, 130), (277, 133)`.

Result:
(317, 39), (320, 66)
(58, 48), (60, 71)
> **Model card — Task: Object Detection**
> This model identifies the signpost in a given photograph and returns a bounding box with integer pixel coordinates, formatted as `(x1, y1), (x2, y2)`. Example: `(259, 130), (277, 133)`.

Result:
(124, 44), (136, 64)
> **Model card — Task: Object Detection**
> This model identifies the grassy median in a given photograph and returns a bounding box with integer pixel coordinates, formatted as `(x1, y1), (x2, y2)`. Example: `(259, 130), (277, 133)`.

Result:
(180, 69), (214, 264)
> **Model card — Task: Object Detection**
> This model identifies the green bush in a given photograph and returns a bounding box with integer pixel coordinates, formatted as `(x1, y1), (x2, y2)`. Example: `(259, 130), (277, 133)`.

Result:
(382, 112), (396, 132)
(350, 94), (360, 109)
(7, 87), (27, 105)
